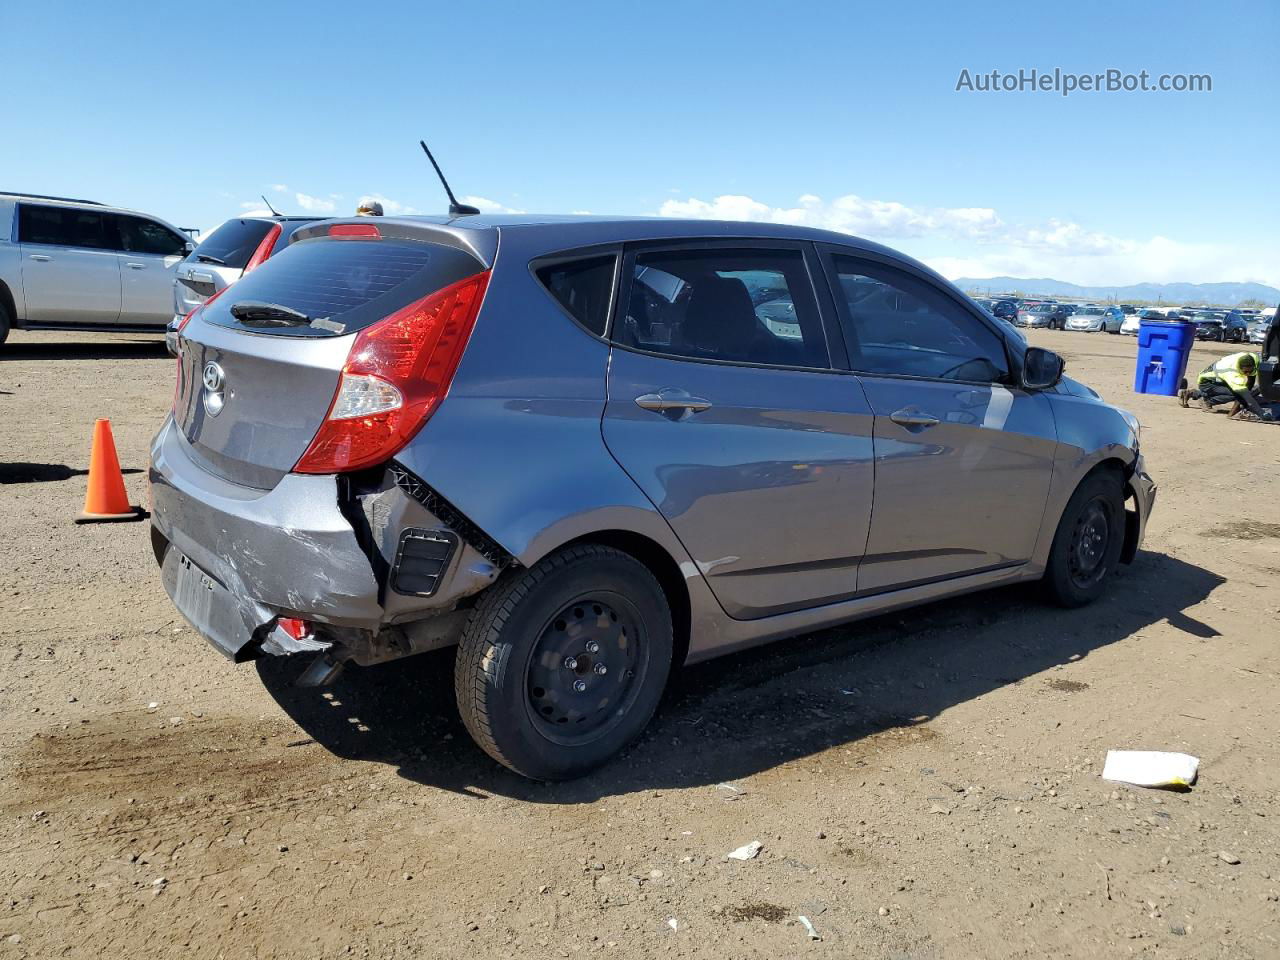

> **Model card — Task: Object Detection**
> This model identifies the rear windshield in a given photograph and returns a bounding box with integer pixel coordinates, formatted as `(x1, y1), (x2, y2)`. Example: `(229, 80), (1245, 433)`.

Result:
(193, 218), (274, 269)
(202, 236), (485, 338)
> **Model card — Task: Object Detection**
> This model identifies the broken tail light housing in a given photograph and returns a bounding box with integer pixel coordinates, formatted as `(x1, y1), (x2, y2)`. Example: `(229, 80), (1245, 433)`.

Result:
(293, 270), (491, 474)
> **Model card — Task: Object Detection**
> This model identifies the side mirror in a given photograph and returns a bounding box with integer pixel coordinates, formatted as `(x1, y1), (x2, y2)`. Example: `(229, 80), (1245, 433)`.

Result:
(184, 241), (196, 255)
(1021, 347), (1065, 390)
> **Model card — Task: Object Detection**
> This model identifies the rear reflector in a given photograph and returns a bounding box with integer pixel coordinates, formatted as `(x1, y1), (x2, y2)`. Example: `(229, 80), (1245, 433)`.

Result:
(293, 270), (491, 474)
(328, 223), (381, 238)
(276, 617), (312, 640)
(243, 222), (283, 273)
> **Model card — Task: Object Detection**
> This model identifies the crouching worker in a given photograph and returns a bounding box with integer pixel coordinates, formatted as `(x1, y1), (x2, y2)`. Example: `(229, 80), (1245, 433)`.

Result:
(1179, 352), (1273, 420)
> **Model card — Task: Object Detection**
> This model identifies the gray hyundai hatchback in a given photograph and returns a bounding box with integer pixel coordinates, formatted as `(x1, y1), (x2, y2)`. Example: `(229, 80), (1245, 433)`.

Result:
(151, 215), (1155, 780)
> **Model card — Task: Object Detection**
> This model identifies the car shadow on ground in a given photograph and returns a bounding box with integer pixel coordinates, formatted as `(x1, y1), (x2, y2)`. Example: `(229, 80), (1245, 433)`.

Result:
(258, 550), (1223, 803)
(0, 462), (144, 483)
(0, 339), (166, 361)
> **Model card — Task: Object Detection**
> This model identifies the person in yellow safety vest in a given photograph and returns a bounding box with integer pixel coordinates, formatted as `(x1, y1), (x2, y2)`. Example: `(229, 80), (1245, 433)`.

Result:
(1178, 351), (1273, 420)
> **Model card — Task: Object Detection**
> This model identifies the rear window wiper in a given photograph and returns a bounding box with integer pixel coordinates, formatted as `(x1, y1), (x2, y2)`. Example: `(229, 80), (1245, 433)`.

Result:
(194, 253), (227, 265)
(229, 301), (311, 327)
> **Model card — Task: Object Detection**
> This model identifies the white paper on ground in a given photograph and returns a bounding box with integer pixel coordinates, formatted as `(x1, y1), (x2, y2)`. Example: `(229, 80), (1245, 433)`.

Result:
(1102, 750), (1199, 788)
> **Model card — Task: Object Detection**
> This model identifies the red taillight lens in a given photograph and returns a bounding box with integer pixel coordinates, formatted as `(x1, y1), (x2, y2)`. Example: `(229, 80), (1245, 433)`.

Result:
(293, 270), (491, 474)
(329, 223), (381, 238)
(243, 222), (283, 274)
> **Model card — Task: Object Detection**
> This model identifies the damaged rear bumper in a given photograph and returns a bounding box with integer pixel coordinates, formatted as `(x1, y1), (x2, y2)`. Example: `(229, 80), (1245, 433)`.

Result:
(148, 416), (501, 661)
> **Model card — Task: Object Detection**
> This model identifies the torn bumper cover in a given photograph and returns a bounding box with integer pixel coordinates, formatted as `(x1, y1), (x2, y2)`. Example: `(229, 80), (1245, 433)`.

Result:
(149, 418), (506, 662)
(1122, 453), (1157, 564)
(150, 419), (383, 661)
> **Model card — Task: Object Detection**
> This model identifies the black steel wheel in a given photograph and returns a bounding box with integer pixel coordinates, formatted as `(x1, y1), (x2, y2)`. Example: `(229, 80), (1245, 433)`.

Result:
(525, 594), (646, 745)
(1044, 469), (1125, 607)
(455, 544), (673, 780)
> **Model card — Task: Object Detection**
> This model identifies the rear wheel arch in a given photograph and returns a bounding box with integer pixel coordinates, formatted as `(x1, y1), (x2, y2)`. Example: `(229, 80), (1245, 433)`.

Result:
(555, 530), (692, 671)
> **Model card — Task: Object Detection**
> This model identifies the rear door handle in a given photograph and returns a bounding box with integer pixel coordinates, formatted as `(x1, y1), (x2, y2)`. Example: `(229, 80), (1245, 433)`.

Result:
(126, 262), (146, 270)
(28, 254), (51, 262)
(634, 389), (713, 416)
(889, 407), (940, 428)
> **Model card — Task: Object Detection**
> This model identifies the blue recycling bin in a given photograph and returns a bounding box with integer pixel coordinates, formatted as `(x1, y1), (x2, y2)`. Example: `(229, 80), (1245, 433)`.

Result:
(1134, 319), (1196, 396)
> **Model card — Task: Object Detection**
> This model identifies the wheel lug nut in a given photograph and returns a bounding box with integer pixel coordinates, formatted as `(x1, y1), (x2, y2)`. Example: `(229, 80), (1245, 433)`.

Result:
(563, 657), (578, 670)
(594, 663), (607, 676)
(586, 641), (600, 654)
(573, 679), (587, 693)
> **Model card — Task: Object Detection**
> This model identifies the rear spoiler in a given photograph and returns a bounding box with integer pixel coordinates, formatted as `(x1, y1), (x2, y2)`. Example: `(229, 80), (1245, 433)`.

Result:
(291, 219), (497, 269)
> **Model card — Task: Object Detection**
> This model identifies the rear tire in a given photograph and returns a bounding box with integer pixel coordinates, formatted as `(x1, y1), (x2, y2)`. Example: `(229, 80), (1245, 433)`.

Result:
(0, 301), (11, 346)
(454, 544), (673, 781)
(1043, 470), (1126, 608)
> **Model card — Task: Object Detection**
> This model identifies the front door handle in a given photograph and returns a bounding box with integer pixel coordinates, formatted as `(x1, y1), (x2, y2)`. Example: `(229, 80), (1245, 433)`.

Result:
(126, 262), (146, 270)
(635, 389), (713, 417)
(889, 407), (940, 428)
(28, 254), (51, 262)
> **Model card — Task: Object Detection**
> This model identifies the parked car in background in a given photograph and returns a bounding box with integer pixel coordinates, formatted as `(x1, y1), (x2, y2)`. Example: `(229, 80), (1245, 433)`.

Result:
(1248, 316), (1273, 344)
(1017, 303), (1071, 329)
(0, 192), (192, 344)
(1120, 312), (1143, 335)
(1119, 304), (1137, 316)
(1220, 310), (1250, 342)
(153, 214), (1155, 780)
(1065, 305), (1124, 333)
(168, 215), (318, 354)
(1191, 311), (1227, 340)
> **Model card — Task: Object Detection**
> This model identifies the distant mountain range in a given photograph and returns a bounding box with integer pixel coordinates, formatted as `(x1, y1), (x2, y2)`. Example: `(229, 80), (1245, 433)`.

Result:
(954, 277), (1280, 307)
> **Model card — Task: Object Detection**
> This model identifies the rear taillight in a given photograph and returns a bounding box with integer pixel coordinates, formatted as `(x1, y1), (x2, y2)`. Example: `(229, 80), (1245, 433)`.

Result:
(293, 270), (491, 474)
(243, 222), (283, 274)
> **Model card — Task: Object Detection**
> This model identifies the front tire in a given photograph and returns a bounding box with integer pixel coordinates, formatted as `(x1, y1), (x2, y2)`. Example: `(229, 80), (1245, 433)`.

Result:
(1043, 470), (1126, 608)
(0, 300), (11, 346)
(454, 544), (673, 780)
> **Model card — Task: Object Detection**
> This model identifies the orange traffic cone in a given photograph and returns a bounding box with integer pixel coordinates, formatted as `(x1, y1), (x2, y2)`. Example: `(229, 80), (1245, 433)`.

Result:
(76, 418), (143, 523)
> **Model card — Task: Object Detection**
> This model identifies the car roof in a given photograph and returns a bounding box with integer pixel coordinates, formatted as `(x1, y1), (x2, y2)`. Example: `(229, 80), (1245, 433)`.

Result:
(323, 213), (956, 286)
(0, 192), (186, 231)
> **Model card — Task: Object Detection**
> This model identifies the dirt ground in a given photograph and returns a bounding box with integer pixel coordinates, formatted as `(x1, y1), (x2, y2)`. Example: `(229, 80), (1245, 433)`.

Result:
(1, 328), (1277, 960)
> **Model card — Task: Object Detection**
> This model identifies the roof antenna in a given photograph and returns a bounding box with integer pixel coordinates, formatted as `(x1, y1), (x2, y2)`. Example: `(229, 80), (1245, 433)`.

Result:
(420, 140), (480, 216)
(260, 193), (281, 217)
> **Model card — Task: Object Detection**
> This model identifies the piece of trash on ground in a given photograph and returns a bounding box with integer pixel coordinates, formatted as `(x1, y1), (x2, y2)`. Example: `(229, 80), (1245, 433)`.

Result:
(727, 840), (763, 861)
(797, 915), (821, 940)
(1101, 750), (1199, 789)
(716, 782), (746, 800)
(666, 917), (679, 932)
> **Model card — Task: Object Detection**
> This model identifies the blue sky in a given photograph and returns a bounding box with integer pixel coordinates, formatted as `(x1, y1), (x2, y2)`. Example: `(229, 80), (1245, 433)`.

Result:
(3, 0), (1276, 287)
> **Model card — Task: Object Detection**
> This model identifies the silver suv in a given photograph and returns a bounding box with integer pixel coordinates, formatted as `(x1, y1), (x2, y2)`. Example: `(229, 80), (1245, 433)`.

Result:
(0, 192), (192, 343)
(151, 215), (1156, 780)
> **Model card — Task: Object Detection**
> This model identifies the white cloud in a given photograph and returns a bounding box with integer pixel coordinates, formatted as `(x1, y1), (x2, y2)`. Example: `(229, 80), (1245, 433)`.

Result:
(270, 184), (288, 193)
(658, 193), (1003, 241)
(460, 195), (526, 215)
(657, 192), (1278, 288)
(295, 192), (337, 213)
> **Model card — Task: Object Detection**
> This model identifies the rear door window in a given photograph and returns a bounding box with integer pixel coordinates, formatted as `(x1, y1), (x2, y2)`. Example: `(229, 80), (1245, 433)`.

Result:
(192, 218), (274, 269)
(202, 236), (486, 337)
(18, 204), (111, 249)
(534, 254), (617, 336)
(616, 247), (829, 368)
